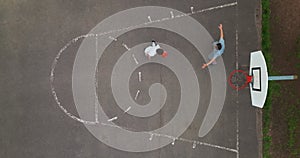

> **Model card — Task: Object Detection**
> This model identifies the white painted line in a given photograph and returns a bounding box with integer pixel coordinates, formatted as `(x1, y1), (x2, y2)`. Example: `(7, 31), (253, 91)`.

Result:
(171, 138), (176, 145)
(132, 54), (139, 65)
(95, 35), (98, 65)
(161, 17), (170, 21)
(122, 43), (130, 51)
(190, 6), (194, 13)
(235, 0), (239, 71)
(50, 86), (98, 125)
(138, 71), (142, 82)
(95, 101), (99, 123)
(50, 34), (98, 125)
(235, 1), (240, 108)
(107, 116), (118, 122)
(147, 16), (152, 22)
(149, 133), (154, 141)
(124, 106), (131, 113)
(236, 106), (240, 158)
(200, 142), (238, 153)
(99, 122), (238, 153)
(154, 133), (161, 137)
(170, 11), (174, 18)
(235, 29), (239, 70)
(195, 2), (237, 14)
(56, 3), (237, 41)
(100, 122), (122, 129)
(95, 2), (237, 37)
(109, 36), (117, 41)
(180, 137), (238, 153)
(192, 141), (197, 149)
(134, 90), (140, 100)
(235, 2), (240, 151)
(175, 14), (185, 18)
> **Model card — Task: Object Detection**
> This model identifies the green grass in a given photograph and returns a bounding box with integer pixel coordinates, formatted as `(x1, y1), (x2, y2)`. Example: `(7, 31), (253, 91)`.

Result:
(296, 36), (300, 59)
(263, 82), (280, 158)
(262, 0), (300, 156)
(261, 0), (275, 157)
(288, 38), (300, 157)
(296, 37), (300, 72)
(287, 103), (300, 149)
(287, 101), (300, 158)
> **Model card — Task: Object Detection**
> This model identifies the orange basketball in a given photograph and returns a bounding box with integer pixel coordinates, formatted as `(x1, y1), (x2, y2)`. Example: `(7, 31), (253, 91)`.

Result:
(162, 52), (168, 58)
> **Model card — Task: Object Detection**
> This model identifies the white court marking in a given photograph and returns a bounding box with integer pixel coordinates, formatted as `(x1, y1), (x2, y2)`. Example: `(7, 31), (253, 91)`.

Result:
(138, 71), (142, 82)
(122, 43), (131, 51)
(50, 1), (239, 154)
(134, 90), (140, 100)
(132, 54), (139, 65)
(109, 36), (118, 41)
(235, 1), (240, 158)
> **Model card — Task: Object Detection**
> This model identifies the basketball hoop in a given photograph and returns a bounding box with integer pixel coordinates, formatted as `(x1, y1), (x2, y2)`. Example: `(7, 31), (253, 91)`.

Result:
(227, 51), (296, 108)
(228, 70), (252, 90)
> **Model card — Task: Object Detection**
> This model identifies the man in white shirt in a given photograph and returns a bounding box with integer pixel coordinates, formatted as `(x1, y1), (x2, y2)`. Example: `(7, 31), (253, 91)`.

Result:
(144, 40), (168, 60)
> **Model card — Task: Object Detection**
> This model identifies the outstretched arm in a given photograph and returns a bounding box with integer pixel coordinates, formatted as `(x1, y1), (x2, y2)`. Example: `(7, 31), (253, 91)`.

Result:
(219, 24), (223, 39)
(202, 57), (216, 69)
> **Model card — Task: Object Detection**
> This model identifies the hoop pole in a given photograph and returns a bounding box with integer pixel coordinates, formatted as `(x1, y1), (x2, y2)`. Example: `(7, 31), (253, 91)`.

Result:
(268, 75), (298, 81)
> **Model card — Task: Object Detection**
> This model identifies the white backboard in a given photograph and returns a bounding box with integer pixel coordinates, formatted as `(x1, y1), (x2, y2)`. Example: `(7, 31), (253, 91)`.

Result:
(249, 51), (268, 108)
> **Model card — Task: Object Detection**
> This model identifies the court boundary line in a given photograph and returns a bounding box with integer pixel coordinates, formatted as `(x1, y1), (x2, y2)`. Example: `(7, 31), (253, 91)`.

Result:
(235, 0), (240, 158)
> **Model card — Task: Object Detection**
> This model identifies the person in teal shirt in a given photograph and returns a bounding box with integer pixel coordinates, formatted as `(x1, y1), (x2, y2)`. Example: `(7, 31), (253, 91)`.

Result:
(202, 24), (225, 69)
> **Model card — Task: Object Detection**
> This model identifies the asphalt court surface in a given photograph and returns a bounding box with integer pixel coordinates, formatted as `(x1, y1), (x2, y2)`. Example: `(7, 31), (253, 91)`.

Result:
(0, 0), (260, 157)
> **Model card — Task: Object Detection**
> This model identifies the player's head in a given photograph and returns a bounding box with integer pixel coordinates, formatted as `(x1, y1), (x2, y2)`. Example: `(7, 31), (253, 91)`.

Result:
(156, 49), (168, 58)
(156, 49), (164, 55)
(216, 43), (222, 50)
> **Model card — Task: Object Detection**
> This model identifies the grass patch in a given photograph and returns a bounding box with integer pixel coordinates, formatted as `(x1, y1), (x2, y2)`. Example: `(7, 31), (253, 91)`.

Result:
(287, 100), (300, 158)
(297, 36), (300, 77)
(263, 82), (280, 158)
(287, 103), (300, 149)
(262, 0), (300, 157)
(296, 36), (300, 59)
(261, 0), (278, 157)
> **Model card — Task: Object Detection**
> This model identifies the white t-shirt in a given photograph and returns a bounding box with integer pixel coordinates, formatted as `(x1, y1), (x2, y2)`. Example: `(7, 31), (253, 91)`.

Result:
(144, 42), (160, 57)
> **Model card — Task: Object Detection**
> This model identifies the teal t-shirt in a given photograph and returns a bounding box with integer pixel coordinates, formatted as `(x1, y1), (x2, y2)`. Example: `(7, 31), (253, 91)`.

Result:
(215, 38), (225, 57)
(208, 38), (225, 60)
